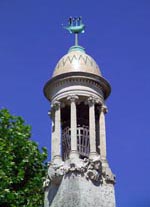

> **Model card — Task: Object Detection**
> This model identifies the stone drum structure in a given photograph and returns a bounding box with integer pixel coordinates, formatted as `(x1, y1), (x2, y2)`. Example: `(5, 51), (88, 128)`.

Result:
(43, 17), (116, 207)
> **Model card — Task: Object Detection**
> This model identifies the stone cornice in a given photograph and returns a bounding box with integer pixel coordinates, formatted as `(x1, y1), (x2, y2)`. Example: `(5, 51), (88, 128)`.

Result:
(43, 72), (111, 101)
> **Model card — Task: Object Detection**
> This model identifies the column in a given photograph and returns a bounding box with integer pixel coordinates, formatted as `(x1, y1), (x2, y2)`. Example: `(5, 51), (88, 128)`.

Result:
(99, 105), (108, 161)
(51, 101), (61, 162)
(67, 95), (79, 159)
(48, 109), (55, 160)
(88, 97), (97, 158)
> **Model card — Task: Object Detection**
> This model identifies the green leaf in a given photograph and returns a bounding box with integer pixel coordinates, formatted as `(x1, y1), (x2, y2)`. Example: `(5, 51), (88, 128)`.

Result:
(0, 109), (48, 206)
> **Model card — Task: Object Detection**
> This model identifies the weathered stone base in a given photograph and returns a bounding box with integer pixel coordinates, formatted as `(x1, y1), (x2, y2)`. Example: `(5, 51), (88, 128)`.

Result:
(44, 173), (116, 207)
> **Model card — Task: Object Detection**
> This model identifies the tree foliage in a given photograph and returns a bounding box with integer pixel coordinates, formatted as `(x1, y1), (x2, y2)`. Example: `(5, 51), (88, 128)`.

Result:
(0, 109), (47, 207)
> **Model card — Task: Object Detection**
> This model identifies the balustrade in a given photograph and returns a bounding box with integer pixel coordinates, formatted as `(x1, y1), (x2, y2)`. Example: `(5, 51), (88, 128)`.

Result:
(62, 125), (90, 160)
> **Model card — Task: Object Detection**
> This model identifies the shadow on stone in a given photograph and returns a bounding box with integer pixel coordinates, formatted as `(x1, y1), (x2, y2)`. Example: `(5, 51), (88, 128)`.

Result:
(47, 177), (63, 205)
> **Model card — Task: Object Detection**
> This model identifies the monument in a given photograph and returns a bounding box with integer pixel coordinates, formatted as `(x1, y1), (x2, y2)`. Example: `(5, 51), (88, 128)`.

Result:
(43, 17), (116, 207)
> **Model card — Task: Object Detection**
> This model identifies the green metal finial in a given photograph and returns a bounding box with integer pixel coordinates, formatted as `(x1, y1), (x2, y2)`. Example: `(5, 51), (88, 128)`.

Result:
(64, 16), (85, 46)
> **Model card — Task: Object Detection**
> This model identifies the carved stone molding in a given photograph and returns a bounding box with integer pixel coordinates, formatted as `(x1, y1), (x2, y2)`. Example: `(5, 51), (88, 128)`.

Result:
(43, 157), (116, 189)
(43, 161), (64, 189)
(43, 157), (103, 189)
(102, 166), (115, 184)
(64, 157), (103, 182)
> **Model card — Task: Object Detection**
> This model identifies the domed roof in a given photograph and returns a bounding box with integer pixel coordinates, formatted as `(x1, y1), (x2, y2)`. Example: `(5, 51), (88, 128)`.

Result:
(52, 46), (102, 77)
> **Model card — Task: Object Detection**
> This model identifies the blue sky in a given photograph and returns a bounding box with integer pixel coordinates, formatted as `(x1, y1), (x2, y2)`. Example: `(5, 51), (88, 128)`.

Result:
(0, 1), (150, 206)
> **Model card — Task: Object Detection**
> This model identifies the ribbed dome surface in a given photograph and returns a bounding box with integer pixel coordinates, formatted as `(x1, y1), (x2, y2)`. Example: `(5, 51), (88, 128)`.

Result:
(52, 47), (102, 77)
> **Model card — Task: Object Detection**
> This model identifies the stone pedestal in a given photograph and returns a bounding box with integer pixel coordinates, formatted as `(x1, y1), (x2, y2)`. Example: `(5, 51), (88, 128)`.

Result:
(44, 157), (115, 207)
(44, 174), (115, 207)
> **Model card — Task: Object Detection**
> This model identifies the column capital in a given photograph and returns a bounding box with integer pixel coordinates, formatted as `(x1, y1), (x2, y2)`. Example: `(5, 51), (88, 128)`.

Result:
(101, 105), (108, 114)
(67, 95), (79, 103)
(87, 96), (97, 106)
(51, 100), (61, 111)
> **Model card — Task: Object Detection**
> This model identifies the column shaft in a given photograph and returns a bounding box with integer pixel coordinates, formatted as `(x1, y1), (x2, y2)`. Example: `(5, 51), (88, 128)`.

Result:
(71, 100), (77, 153)
(51, 111), (55, 159)
(51, 101), (61, 162)
(99, 106), (107, 160)
(68, 95), (79, 158)
(88, 98), (97, 158)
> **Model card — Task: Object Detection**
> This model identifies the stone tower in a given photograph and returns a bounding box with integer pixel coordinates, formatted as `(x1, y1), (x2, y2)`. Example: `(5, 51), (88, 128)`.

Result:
(43, 17), (116, 207)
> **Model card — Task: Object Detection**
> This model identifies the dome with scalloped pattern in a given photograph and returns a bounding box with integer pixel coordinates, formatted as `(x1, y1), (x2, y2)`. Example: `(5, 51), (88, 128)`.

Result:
(52, 46), (102, 77)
